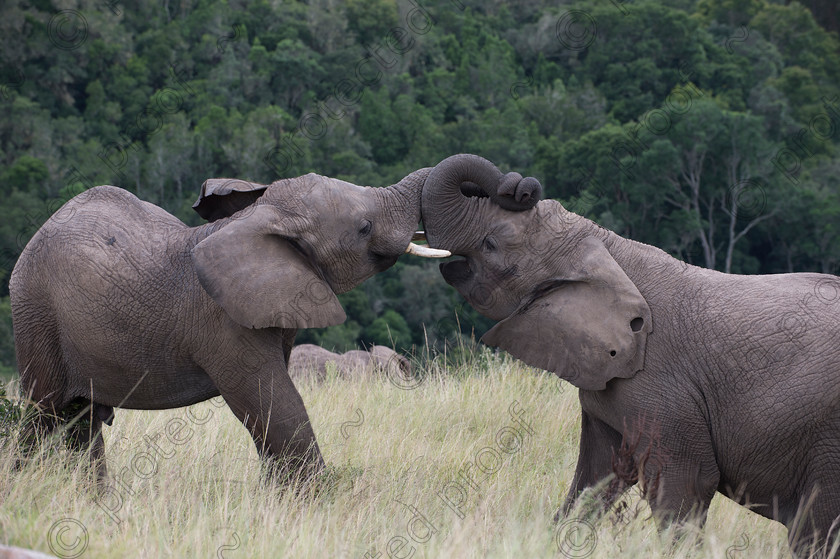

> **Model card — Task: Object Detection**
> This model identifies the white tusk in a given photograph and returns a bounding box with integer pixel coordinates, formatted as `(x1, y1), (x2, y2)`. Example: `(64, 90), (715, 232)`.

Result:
(405, 242), (451, 258)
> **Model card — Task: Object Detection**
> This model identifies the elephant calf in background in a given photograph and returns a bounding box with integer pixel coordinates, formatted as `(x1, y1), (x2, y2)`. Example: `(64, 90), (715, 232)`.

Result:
(288, 344), (411, 383)
(421, 154), (840, 555)
(10, 169), (447, 482)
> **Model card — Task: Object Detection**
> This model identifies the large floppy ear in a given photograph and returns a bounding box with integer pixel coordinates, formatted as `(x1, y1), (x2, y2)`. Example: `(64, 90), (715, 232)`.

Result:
(482, 236), (652, 391)
(191, 205), (346, 329)
(193, 178), (269, 222)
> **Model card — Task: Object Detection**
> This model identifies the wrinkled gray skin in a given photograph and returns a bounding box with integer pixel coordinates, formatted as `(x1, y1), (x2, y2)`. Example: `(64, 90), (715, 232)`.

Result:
(422, 154), (840, 555)
(288, 344), (411, 383)
(10, 168), (435, 481)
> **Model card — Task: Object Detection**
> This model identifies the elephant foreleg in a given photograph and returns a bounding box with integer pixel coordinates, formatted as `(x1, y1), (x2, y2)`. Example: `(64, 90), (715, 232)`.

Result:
(280, 328), (296, 370)
(212, 361), (324, 481)
(558, 410), (626, 521)
(646, 463), (719, 538)
(645, 438), (719, 532)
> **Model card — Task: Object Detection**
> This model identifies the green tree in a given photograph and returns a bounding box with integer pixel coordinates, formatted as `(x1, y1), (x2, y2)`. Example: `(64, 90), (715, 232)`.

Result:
(751, 2), (840, 86)
(0, 297), (14, 378)
(345, 0), (398, 46)
(359, 87), (409, 165)
(697, 0), (766, 26)
(0, 156), (48, 195)
(363, 309), (412, 351)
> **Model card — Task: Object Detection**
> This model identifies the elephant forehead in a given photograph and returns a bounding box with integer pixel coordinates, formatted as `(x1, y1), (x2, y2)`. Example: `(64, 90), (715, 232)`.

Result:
(265, 174), (368, 206)
(504, 203), (582, 267)
(478, 203), (538, 238)
(310, 181), (371, 214)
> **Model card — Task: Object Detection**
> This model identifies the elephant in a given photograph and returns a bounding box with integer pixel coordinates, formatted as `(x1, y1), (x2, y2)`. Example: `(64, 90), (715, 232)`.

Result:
(287, 344), (412, 383)
(9, 169), (448, 482)
(421, 153), (840, 555)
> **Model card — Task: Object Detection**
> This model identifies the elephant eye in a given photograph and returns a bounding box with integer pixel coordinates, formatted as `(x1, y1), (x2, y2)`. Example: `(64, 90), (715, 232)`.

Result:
(483, 236), (497, 252)
(359, 220), (372, 236)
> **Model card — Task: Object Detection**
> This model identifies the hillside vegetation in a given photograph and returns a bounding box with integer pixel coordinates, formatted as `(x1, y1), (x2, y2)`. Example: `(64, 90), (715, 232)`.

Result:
(0, 0), (838, 373)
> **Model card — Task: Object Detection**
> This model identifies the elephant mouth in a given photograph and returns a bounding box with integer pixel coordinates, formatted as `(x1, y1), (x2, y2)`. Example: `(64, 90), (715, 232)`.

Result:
(371, 252), (399, 273)
(440, 259), (473, 286)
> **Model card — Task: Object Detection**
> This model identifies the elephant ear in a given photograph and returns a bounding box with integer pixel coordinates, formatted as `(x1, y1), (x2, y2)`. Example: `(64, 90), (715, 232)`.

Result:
(482, 236), (652, 391)
(191, 205), (345, 329)
(193, 178), (269, 222)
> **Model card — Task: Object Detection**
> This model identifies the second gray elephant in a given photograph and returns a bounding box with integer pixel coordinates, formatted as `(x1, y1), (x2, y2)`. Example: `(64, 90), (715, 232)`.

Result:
(421, 153), (840, 555)
(288, 344), (411, 382)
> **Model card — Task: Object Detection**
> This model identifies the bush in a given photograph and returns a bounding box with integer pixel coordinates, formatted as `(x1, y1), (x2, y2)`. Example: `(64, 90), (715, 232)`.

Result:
(362, 309), (412, 351)
(0, 297), (16, 379)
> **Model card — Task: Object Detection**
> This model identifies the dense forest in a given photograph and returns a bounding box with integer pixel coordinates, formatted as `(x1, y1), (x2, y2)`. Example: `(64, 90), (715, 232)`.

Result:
(1, 0), (838, 377)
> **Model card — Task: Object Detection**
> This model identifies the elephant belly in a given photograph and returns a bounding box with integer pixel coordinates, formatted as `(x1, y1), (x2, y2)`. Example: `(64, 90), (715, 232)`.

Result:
(714, 411), (840, 524)
(65, 357), (220, 410)
(57, 311), (219, 409)
(714, 443), (800, 520)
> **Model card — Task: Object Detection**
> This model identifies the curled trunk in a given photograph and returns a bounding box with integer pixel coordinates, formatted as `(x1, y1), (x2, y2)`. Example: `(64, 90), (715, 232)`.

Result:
(421, 154), (541, 252)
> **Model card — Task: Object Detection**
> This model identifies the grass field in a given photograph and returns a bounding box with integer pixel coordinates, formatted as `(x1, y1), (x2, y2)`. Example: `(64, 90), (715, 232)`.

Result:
(0, 350), (801, 558)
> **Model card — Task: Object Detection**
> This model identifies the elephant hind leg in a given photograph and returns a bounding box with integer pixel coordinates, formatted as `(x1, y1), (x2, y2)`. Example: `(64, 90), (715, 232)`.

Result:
(13, 327), (66, 465)
(11, 298), (104, 473)
(63, 398), (112, 483)
(13, 298), (70, 409)
(15, 402), (60, 469)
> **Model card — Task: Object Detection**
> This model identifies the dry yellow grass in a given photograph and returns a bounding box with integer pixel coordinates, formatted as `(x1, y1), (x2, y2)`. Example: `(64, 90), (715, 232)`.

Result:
(0, 350), (799, 558)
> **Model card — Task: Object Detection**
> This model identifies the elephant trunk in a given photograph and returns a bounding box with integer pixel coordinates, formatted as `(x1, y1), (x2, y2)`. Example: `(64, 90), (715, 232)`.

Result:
(375, 167), (449, 258)
(421, 154), (542, 253)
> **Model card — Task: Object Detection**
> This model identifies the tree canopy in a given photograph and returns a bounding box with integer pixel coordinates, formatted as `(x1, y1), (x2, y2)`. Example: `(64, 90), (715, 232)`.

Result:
(1, 0), (839, 374)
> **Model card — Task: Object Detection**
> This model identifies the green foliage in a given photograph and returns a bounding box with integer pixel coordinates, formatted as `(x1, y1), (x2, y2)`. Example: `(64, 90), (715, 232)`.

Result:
(359, 88), (409, 164)
(0, 298), (14, 380)
(346, 0), (399, 45)
(308, 322), (363, 353)
(0, 380), (47, 460)
(1, 156), (48, 194)
(697, 0), (766, 26)
(363, 309), (412, 351)
(751, 3), (840, 84)
(0, 380), (25, 440)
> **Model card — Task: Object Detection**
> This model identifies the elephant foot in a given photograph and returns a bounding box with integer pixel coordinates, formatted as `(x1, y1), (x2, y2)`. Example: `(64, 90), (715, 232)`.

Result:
(260, 444), (325, 486)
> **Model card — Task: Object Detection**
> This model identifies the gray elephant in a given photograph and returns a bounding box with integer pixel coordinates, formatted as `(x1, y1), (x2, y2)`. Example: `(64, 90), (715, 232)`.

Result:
(421, 154), (840, 555)
(288, 344), (411, 383)
(10, 169), (447, 481)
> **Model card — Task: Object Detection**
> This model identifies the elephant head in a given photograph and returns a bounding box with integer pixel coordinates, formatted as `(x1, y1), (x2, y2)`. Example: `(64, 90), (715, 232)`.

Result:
(190, 169), (449, 330)
(421, 154), (652, 391)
